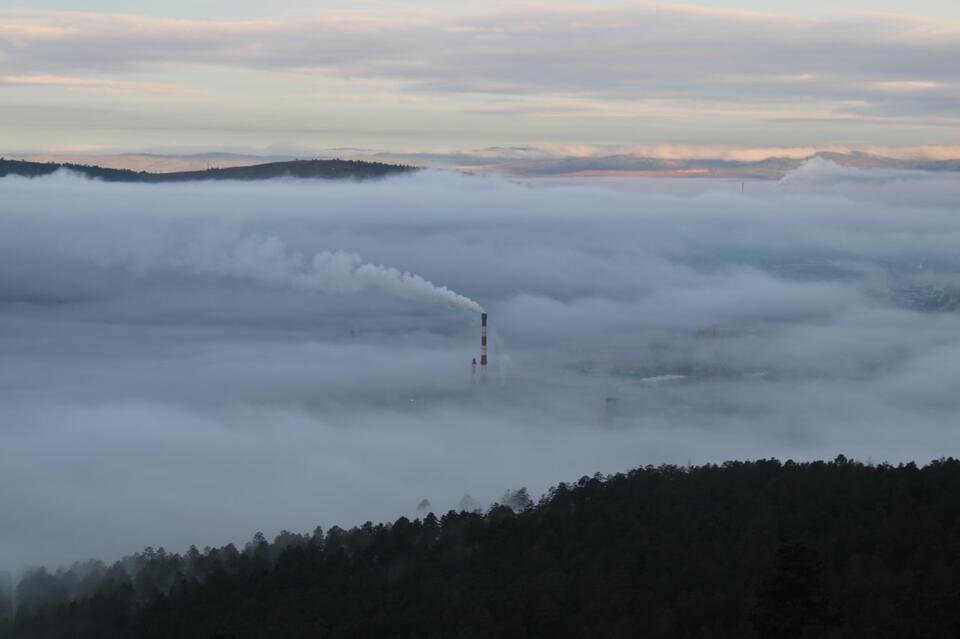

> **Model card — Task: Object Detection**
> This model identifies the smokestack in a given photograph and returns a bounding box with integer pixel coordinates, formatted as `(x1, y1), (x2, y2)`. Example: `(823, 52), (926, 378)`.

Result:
(480, 312), (488, 370)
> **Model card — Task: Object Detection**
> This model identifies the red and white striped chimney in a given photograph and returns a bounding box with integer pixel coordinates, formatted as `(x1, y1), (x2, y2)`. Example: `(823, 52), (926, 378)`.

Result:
(480, 312), (488, 369)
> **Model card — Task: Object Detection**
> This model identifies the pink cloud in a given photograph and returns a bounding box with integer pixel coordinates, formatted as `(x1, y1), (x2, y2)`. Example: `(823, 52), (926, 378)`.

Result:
(0, 73), (199, 95)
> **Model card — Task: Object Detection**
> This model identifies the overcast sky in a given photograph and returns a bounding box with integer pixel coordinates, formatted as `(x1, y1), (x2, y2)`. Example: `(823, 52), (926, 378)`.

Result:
(2, 1), (959, 154)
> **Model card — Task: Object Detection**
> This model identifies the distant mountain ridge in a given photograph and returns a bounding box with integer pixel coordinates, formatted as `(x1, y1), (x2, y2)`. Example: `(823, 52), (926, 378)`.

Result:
(4, 151), (959, 182)
(0, 158), (418, 183)
(486, 151), (960, 179)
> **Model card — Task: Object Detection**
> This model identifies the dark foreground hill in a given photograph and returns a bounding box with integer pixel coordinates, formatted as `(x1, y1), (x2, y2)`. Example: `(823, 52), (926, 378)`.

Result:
(0, 158), (418, 182)
(3, 457), (960, 639)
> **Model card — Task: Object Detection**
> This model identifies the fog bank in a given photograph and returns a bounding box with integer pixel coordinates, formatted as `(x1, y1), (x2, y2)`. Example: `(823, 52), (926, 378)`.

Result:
(1, 163), (959, 571)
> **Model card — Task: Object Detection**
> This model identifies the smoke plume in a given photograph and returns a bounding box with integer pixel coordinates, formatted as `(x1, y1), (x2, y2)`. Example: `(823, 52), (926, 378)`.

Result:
(186, 234), (482, 312)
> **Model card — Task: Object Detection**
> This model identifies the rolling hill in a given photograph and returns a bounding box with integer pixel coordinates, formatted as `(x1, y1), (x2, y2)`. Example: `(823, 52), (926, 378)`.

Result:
(0, 158), (418, 183)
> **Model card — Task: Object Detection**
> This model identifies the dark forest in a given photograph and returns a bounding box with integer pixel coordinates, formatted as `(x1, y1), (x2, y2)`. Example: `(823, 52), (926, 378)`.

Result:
(3, 457), (959, 638)
(0, 159), (417, 183)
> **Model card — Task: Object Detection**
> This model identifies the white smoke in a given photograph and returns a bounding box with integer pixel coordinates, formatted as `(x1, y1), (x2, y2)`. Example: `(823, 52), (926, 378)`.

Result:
(185, 234), (483, 313)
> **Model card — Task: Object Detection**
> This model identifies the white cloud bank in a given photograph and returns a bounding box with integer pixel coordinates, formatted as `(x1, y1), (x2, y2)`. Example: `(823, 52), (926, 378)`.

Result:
(1, 163), (959, 573)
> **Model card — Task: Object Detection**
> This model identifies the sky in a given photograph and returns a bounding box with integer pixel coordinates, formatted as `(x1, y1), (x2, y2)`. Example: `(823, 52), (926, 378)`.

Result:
(2, 161), (960, 571)
(2, 1), (959, 155)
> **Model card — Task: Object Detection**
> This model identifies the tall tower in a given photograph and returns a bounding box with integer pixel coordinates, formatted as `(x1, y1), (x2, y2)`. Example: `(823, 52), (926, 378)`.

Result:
(480, 312), (488, 374)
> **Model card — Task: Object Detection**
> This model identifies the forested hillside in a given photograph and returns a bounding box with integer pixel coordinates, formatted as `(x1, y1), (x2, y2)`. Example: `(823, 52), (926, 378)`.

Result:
(0, 158), (417, 182)
(3, 457), (959, 638)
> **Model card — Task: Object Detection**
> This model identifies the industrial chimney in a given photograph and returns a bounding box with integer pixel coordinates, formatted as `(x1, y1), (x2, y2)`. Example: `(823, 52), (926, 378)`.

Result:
(480, 312), (488, 373)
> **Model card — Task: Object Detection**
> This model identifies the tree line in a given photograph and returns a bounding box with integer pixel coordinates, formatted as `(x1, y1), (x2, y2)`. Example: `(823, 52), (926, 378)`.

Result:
(0, 158), (418, 183)
(3, 456), (959, 638)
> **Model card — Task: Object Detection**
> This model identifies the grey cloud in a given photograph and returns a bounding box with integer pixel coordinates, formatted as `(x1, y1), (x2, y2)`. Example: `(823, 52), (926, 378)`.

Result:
(2, 7), (960, 119)
(1, 164), (960, 575)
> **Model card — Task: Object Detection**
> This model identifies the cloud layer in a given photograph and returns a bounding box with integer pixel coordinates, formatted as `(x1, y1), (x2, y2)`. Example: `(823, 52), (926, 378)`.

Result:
(2, 5), (960, 150)
(4, 5), (960, 114)
(1, 164), (960, 574)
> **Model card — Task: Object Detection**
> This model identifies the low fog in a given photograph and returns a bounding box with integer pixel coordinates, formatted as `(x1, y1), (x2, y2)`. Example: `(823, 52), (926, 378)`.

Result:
(2, 161), (959, 572)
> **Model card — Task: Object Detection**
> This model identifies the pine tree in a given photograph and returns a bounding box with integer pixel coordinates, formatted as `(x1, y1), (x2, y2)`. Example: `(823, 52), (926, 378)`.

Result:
(752, 543), (840, 638)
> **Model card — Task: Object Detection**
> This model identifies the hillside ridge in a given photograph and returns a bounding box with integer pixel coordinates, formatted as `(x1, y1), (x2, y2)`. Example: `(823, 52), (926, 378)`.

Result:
(0, 158), (418, 183)
(4, 457), (959, 638)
